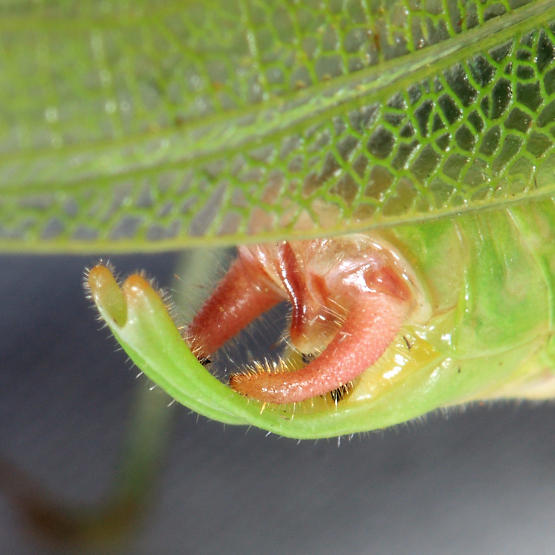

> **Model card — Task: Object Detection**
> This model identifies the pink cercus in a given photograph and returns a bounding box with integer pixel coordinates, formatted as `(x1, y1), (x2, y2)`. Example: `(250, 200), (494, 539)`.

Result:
(187, 235), (413, 404)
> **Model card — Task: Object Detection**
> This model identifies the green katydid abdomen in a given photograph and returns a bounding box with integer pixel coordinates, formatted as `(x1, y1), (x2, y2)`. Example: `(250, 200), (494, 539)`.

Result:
(182, 195), (554, 420)
(86, 198), (554, 437)
(367, 197), (555, 414)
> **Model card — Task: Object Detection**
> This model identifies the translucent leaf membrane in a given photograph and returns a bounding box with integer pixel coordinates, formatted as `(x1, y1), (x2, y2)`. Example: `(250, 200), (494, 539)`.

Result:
(0, 0), (553, 252)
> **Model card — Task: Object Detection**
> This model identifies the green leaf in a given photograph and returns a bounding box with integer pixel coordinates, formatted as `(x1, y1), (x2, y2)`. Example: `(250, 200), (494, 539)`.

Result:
(0, 0), (553, 252)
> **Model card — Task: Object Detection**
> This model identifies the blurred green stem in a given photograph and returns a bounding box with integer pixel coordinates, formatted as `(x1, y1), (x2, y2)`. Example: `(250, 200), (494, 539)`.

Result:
(0, 384), (172, 549)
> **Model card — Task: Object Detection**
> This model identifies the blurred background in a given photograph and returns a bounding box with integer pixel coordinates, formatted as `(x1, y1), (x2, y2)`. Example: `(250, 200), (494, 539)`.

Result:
(1, 253), (554, 554)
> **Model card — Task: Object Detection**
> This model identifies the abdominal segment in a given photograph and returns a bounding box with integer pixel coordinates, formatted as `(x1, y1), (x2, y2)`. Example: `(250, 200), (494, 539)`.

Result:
(187, 236), (413, 404)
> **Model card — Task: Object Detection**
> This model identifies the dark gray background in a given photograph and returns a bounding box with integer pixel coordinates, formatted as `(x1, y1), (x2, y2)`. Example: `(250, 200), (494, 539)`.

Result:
(1, 253), (554, 554)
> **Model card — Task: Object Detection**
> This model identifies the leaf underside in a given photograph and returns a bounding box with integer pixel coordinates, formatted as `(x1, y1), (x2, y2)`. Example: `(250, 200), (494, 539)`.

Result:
(0, 0), (553, 252)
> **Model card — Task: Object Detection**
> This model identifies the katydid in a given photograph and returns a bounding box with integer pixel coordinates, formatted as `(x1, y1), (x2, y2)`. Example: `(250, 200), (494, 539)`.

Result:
(1, 1), (554, 439)
(87, 196), (554, 439)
